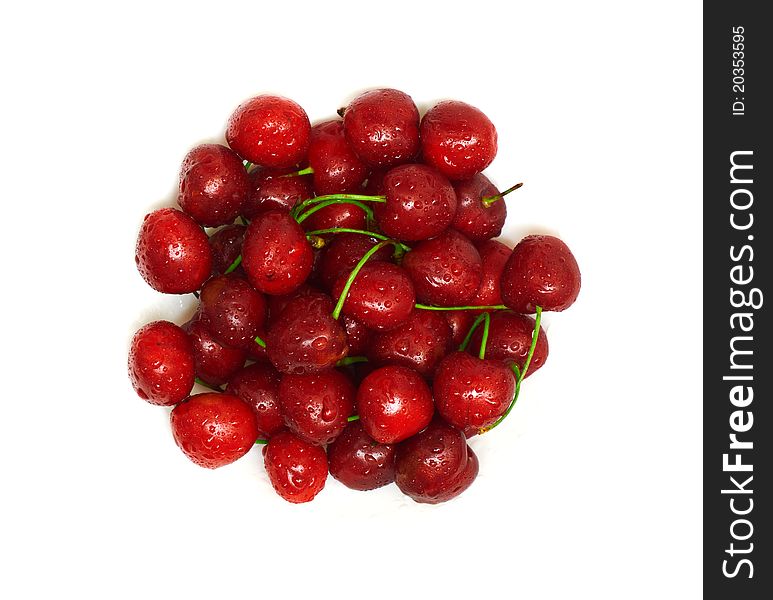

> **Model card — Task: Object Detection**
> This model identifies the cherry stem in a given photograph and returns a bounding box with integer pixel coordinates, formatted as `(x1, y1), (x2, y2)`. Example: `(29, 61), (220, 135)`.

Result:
(244, 161), (256, 174)
(478, 313), (491, 360)
(282, 166), (314, 177)
(305, 228), (411, 252)
(481, 182), (523, 208)
(458, 312), (491, 352)
(481, 306), (542, 433)
(415, 303), (508, 311)
(347, 415), (360, 422)
(296, 198), (375, 224)
(195, 378), (223, 392)
(253, 334), (266, 348)
(337, 356), (369, 366)
(254, 438), (268, 445)
(192, 291), (200, 299)
(224, 254), (242, 274)
(239, 216), (249, 226)
(293, 193), (386, 218)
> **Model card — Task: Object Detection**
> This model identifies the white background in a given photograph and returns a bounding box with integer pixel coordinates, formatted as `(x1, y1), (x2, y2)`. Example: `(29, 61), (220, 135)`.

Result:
(1, 1), (702, 598)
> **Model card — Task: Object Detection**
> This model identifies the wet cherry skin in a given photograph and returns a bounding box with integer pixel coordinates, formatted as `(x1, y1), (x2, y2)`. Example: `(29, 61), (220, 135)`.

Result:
(307, 119), (368, 195)
(170, 392), (259, 469)
(356, 365), (434, 444)
(500, 235), (581, 313)
(226, 95), (311, 168)
(226, 363), (284, 438)
(328, 421), (396, 491)
(208, 224), (245, 276)
(198, 274), (267, 351)
(445, 310), (474, 348)
(128, 321), (195, 406)
(135, 208), (212, 294)
(342, 315), (370, 356)
(263, 431), (328, 504)
(316, 233), (393, 291)
(242, 166), (313, 219)
(469, 239), (511, 309)
(468, 311), (549, 378)
(451, 174), (507, 241)
(429, 445), (479, 504)
(182, 317), (247, 387)
(300, 201), (367, 233)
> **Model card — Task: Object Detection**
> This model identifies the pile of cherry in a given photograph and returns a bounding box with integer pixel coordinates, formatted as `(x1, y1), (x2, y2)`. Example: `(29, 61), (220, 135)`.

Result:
(129, 89), (581, 504)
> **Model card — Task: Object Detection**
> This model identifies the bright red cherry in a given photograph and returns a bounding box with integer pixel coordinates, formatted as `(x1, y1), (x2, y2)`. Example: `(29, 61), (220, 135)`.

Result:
(469, 239), (511, 309)
(182, 317), (247, 387)
(468, 311), (549, 377)
(451, 174), (507, 241)
(242, 166), (313, 219)
(263, 431), (328, 503)
(226, 363), (284, 438)
(300, 201), (367, 233)
(307, 119), (368, 195)
(328, 421), (396, 491)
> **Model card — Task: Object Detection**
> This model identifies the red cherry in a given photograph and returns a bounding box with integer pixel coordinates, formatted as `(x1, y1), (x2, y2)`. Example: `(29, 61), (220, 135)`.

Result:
(170, 392), (259, 469)
(316, 233), (393, 291)
(375, 164), (457, 241)
(198, 274), (267, 351)
(266, 282), (322, 321)
(226, 363), (284, 438)
(429, 445), (479, 504)
(468, 311), (549, 377)
(208, 224), (245, 276)
(500, 235), (581, 313)
(226, 95), (311, 168)
(420, 100), (497, 181)
(242, 166), (313, 219)
(363, 170), (386, 195)
(278, 370), (355, 445)
(307, 119), (368, 195)
(178, 144), (248, 227)
(356, 365), (434, 443)
(128, 321), (195, 406)
(135, 208), (211, 294)
(451, 174), (507, 241)
(263, 431), (328, 503)
(182, 317), (247, 387)
(444, 310), (474, 348)
(343, 88), (420, 168)
(328, 421), (396, 491)
(242, 210), (314, 295)
(468, 239), (511, 309)
(300, 201), (367, 233)
(402, 229), (482, 306)
(342, 315), (370, 356)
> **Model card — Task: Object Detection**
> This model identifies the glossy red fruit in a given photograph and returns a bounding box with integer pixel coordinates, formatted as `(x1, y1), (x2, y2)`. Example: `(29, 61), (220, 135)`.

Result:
(402, 229), (482, 306)
(226, 95), (311, 168)
(500, 235), (581, 313)
(469, 239), (511, 309)
(420, 100), (497, 181)
(171, 393), (259, 469)
(266, 282), (322, 321)
(226, 363), (284, 438)
(445, 310), (474, 348)
(343, 88), (420, 168)
(433, 352), (516, 434)
(135, 208), (212, 294)
(198, 275), (266, 351)
(451, 174), (506, 241)
(128, 321), (195, 406)
(242, 210), (314, 295)
(300, 201), (367, 233)
(182, 317), (247, 387)
(242, 166), (313, 219)
(265, 293), (348, 374)
(357, 365), (434, 444)
(307, 119), (368, 195)
(332, 262), (415, 332)
(394, 420), (476, 503)
(279, 370), (355, 445)
(368, 309), (452, 378)
(263, 431), (328, 503)
(317, 233), (393, 291)
(342, 315), (370, 356)
(328, 421), (396, 491)
(375, 164), (457, 241)
(209, 224), (245, 276)
(468, 311), (549, 377)
(178, 144), (248, 227)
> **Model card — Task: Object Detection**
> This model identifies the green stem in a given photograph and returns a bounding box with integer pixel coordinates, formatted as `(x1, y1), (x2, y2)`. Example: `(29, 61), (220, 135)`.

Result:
(254, 438), (268, 445)
(253, 334), (266, 348)
(478, 313), (491, 360)
(293, 193), (386, 218)
(337, 356), (369, 366)
(416, 303), (508, 311)
(282, 166), (314, 177)
(305, 228), (411, 252)
(347, 415), (360, 422)
(481, 182), (523, 208)
(459, 312), (490, 352)
(239, 216), (249, 226)
(195, 378), (223, 392)
(244, 161), (256, 174)
(332, 240), (400, 320)
(224, 254), (242, 274)
(296, 198), (374, 224)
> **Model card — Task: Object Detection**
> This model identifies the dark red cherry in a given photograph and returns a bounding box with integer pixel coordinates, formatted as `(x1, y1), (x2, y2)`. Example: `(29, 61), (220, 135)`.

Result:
(429, 445), (479, 504)
(226, 95), (311, 168)
(468, 311), (549, 377)
(226, 363), (284, 438)
(363, 170), (386, 195)
(135, 208), (211, 294)
(300, 201), (367, 233)
(262, 431), (328, 503)
(278, 369), (355, 445)
(469, 239), (511, 309)
(451, 174), (506, 241)
(242, 166), (313, 219)
(367, 309), (452, 378)
(316, 233), (393, 291)
(375, 164), (457, 241)
(356, 365), (434, 443)
(178, 144), (248, 227)
(328, 421), (396, 491)
(342, 315), (370, 355)
(198, 275), (267, 351)
(266, 282), (322, 320)
(343, 88), (420, 168)
(182, 317), (247, 387)
(128, 321), (195, 406)
(332, 262), (415, 331)
(433, 352), (515, 434)
(420, 100), (497, 181)
(307, 119), (368, 195)
(265, 293), (348, 374)
(171, 393), (259, 469)
(500, 235), (581, 313)
(444, 310), (474, 348)
(208, 224), (245, 276)
(242, 210), (314, 295)
(402, 229), (482, 306)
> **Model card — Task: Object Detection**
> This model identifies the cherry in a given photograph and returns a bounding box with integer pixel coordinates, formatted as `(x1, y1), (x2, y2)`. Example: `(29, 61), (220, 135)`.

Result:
(242, 166), (313, 220)
(433, 351), (516, 434)
(226, 363), (284, 438)
(208, 224), (245, 276)
(469, 239), (511, 309)
(429, 445), (478, 504)
(300, 201), (367, 233)
(307, 119), (368, 195)
(170, 392), (259, 469)
(451, 174), (510, 241)
(500, 235), (581, 313)
(279, 369), (355, 445)
(262, 431), (328, 503)
(226, 95), (311, 168)
(328, 421), (396, 491)
(266, 282), (322, 321)
(241, 210), (314, 295)
(342, 315), (370, 355)
(128, 321), (195, 406)
(135, 208), (211, 294)
(368, 309), (452, 378)
(316, 233), (393, 291)
(375, 164), (457, 241)
(444, 310), (474, 348)
(468, 311), (549, 377)
(420, 100), (497, 180)
(343, 88), (420, 168)
(198, 274), (267, 351)
(177, 144), (248, 227)
(363, 170), (386, 195)
(182, 317), (247, 387)
(402, 229), (482, 306)
(356, 365), (434, 443)
(265, 292), (348, 374)
(332, 262), (415, 331)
